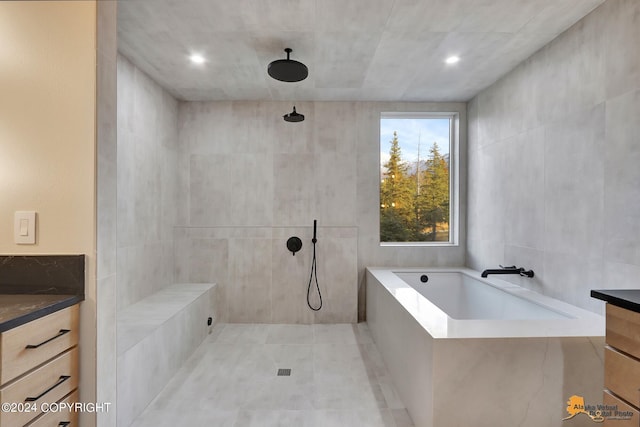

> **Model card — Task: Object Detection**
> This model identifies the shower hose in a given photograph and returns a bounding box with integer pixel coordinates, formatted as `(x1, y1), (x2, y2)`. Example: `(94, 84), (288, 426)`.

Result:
(307, 220), (322, 311)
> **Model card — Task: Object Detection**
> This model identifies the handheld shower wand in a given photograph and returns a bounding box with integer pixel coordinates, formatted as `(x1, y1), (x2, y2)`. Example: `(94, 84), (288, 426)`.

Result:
(307, 219), (322, 311)
(312, 220), (317, 244)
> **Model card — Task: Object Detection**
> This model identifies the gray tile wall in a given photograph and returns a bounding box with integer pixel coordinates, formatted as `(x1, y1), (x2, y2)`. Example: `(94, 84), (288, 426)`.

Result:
(117, 54), (179, 310)
(116, 61), (467, 323)
(97, 3), (117, 427)
(467, 0), (640, 314)
(176, 101), (466, 322)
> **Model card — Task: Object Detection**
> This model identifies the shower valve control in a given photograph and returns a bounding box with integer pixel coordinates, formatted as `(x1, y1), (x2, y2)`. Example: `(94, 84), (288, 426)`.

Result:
(286, 236), (302, 256)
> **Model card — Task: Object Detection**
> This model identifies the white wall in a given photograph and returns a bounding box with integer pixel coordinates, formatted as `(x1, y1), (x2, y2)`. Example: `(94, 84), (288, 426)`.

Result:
(176, 101), (466, 322)
(0, 2), (98, 425)
(116, 54), (179, 310)
(467, 0), (640, 313)
(0, 2), (96, 254)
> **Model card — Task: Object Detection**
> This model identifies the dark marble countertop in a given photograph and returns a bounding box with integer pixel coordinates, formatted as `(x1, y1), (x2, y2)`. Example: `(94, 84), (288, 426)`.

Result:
(591, 289), (640, 313)
(0, 294), (83, 333)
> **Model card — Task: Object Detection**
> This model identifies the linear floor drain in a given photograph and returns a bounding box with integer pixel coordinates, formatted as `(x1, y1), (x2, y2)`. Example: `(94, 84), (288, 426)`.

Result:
(277, 368), (291, 376)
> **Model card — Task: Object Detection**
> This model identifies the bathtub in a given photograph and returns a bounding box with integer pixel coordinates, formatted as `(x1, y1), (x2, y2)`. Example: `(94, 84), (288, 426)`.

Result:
(366, 267), (605, 427)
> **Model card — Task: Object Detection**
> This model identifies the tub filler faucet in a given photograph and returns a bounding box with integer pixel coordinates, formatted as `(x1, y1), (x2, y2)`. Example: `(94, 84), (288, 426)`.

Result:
(481, 265), (534, 278)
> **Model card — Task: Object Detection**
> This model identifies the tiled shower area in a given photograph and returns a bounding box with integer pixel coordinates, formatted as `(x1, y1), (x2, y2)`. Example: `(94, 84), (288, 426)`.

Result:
(129, 323), (414, 427)
(116, 51), (466, 325)
(115, 53), (465, 425)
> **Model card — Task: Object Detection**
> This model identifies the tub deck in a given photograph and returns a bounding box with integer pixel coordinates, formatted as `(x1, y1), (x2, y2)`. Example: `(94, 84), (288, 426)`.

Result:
(366, 267), (605, 427)
(368, 267), (604, 339)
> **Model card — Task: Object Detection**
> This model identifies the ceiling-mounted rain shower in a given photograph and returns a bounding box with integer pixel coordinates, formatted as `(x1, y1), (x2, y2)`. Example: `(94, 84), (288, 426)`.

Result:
(268, 48), (308, 82)
(268, 48), (308, 122)
(283, 106), (304, 123)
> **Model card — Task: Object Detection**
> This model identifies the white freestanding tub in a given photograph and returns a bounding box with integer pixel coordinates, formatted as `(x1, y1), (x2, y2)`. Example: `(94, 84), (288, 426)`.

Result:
(366, 268), (605, 427)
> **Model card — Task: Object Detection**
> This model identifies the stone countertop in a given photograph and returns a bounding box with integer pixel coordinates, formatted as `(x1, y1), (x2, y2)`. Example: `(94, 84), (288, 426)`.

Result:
(591, 289), (640, 313)
(0, 294), (83, 333)
(0, 255), (85, 295)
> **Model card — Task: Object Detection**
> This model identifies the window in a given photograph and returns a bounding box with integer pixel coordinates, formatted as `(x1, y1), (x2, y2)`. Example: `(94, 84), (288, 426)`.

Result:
(380, 113), (458, 245)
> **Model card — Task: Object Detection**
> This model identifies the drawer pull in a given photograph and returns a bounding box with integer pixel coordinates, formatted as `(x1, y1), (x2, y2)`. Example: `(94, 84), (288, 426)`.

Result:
(25, 375), (71, 402)
(25, 329), (71, 349)
(59, 422), (71, 426)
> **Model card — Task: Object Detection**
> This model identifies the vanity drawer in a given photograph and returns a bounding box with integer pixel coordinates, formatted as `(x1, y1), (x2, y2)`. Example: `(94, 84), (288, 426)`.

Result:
(26, 390), (79, 427)
(603, 390), (638, 427)
(605, 347), (640, 408)
(0, 305), (79, 384)
(0, 348), (78, 427)
(606, 304), (640, 358)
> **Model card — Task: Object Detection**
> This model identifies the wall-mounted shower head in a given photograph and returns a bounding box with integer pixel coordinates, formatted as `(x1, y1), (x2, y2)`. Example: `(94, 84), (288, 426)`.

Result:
(283, 106), (304, 122)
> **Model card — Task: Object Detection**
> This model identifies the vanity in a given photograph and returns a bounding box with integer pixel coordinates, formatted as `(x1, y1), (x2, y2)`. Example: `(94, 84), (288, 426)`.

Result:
(591, 289), (640, 427)
(0, 255), (84, 427)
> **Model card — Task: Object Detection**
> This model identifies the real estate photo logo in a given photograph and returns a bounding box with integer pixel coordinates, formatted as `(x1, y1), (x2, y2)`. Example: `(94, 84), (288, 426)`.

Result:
(562, 395), (634, 423)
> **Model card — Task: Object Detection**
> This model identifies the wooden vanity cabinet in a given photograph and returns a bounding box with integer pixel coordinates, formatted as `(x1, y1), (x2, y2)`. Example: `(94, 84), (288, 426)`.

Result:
(0, 304), (80, 427)
(604, 303), (640, 426)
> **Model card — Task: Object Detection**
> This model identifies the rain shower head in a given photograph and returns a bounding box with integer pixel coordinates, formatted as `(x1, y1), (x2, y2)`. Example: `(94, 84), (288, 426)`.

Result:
(283, 106), (304, 122)
(268, 48), (308, 82)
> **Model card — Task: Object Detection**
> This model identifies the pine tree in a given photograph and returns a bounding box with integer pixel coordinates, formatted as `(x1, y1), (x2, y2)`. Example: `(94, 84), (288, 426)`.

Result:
(380, 132), (414, 241)
(419, 142), (450, 240)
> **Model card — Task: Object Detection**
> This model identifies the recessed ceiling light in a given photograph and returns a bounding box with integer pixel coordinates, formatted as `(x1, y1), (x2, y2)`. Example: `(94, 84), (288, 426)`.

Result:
(189, 53), (206, 64)
(445, 56), (460, 65)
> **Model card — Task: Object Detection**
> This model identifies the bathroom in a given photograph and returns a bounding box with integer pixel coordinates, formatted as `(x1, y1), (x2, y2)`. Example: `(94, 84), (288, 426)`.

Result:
(0, 0), (639, 426)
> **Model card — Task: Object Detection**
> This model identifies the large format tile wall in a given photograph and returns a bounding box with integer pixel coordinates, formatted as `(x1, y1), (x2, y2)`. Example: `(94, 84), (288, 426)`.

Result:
(467, 0), (640, 313)
(175, 101), (466, 323)
(117, 54), (179, 310)
(96, 3), (117, 427)
(117, 52), (466, 323)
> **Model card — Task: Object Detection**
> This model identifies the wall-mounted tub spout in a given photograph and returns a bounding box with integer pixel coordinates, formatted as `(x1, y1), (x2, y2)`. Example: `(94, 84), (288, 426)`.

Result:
(481, 265), (534, 278)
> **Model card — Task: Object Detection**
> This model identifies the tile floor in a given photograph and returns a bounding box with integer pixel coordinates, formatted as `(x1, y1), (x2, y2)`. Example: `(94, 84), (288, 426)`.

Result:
(130, 323), (415, 427)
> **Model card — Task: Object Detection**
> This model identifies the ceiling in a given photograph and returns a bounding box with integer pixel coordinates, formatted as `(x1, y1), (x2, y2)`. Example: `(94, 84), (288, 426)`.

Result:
(117, 0), (605, 102)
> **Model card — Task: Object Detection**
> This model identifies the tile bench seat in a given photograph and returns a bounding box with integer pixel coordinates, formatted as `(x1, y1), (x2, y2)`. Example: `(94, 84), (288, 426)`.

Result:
(116, 283), (216, 427)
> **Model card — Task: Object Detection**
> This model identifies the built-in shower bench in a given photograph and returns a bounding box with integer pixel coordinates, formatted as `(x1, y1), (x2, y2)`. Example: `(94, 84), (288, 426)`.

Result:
(116, 283), (217, 427)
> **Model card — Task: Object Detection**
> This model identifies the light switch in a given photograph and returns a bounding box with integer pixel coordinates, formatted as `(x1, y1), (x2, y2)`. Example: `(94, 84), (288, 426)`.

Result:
(19, 219), (29, 236)
(14, 211), (36, 244)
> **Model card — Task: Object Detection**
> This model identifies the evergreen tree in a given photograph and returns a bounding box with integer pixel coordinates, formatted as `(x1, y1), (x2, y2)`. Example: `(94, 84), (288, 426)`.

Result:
(419, 142), (450, 240)
(380, 209), (411, 242)
(380, 134), (450, 242)
(380, 132), (413, 241)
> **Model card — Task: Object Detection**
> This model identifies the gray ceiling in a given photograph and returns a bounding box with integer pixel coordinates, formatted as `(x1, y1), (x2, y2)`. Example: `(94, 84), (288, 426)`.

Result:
(117, 0), (604, 102)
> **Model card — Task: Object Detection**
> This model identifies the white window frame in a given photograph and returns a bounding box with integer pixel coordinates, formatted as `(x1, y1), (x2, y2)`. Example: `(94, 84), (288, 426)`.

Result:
(379, 112), (459, 247)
